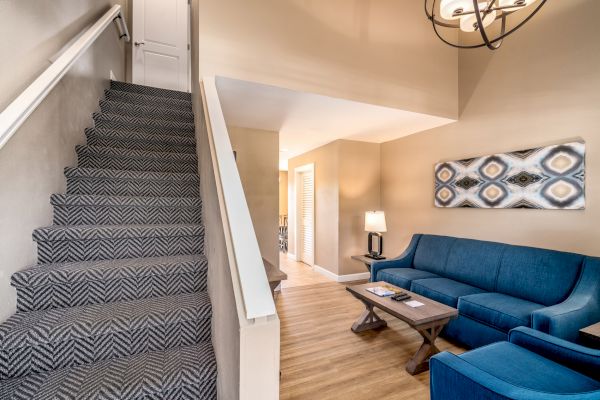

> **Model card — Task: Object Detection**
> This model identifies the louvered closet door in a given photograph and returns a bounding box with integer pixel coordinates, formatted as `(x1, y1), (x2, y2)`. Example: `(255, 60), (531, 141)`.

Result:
(299, 171), (314, 266)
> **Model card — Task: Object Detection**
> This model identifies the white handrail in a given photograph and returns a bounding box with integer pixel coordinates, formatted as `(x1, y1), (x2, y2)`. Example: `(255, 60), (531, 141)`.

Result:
(0, 5), (130, 150)
(202, 76), (277, 320)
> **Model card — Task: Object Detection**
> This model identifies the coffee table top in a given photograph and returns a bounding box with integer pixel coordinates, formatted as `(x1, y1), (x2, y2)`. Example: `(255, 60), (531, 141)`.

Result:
(580, 321), (600, 343)
(346, 281), (458, 327)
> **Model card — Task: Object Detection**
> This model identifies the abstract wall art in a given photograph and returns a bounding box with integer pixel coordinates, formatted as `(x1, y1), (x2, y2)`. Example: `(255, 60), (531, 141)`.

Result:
(435, 142), (585, 209)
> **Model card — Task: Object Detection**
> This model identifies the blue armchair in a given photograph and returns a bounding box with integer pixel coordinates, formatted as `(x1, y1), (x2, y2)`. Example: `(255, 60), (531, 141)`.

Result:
(430, 327), (600, 400)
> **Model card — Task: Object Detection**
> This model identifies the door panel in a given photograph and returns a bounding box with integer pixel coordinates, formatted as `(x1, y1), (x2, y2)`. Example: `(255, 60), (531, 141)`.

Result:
(132, 0), (189, 91)
(299, 170), (314, 266)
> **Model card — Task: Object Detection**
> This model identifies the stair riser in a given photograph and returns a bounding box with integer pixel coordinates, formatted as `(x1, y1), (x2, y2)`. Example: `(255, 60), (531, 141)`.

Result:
(78, 154), (198, 174)
(87, 136), (196, 154)
(36, 236), (204, 263)
(53, 205), (202, 225)
(100, 102), (194, 123)
(15, 270), (207, 312)
(0, 319), (210, 380)
(110, 81), (192, 101)
(104, 90), (192, 111)
(94, 114), (194, 135)
(66, 178), (200, 198)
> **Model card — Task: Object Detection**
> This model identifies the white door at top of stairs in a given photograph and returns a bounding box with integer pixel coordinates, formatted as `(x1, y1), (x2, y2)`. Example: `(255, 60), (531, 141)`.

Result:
(132, 0), (190, 92)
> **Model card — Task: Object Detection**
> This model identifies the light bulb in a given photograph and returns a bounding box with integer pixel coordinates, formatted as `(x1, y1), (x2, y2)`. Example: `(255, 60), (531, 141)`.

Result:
(440, 0), (475, 20)
(498, 0), (539, 12)
(459, 3), (496, 32)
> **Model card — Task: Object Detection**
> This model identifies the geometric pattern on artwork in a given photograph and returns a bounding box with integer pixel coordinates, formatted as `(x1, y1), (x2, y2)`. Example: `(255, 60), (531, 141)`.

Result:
(435, 142), (585, 209)
(0, 81), (217, 398)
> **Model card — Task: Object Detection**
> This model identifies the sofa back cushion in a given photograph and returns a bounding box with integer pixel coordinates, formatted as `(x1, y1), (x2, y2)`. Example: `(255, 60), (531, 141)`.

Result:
(445, 239), (505, 291)
(413, 235), (456, 275)
(496, 246), (583, 306)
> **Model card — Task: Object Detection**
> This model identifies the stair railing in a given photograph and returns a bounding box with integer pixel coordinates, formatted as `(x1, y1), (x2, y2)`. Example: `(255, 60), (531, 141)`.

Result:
(0, 5), (130, 150)
(199, 76), (280, 399)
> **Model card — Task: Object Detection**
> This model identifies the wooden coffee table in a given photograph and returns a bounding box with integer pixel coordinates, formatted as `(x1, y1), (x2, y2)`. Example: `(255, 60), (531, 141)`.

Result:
(346, 281), (458, 375)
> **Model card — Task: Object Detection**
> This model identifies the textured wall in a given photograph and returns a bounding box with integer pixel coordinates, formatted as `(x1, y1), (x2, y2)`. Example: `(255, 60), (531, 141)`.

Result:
(381, 0), (600, 257)
(0, 1), (127, 322)
(196, 0), (458, 119)
(228, 126), (280, 270)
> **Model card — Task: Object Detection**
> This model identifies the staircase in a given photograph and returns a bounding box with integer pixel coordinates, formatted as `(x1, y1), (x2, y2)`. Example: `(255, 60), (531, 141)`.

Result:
(0, 82), (217, 399)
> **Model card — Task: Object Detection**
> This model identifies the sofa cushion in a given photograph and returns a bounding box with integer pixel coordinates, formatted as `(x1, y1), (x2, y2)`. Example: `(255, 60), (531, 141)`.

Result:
(496, 246), (584, 306)
(413, 235), (456, 275)
(377, 268), (439, 290)
(459, 293), (544, 333)
(444, 239), (505, 291)
(411, 278), (485, 307)
(460, 342), (600, 393)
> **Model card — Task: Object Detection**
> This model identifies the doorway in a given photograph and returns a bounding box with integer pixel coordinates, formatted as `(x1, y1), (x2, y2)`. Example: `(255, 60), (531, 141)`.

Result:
(294, 164), (315, 267)
(131, 0), (190, 91)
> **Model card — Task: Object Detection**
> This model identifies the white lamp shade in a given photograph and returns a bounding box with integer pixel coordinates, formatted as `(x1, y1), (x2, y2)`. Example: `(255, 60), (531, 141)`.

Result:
(365, 211), (387, 232)
(460, 4), (496, 32)
(498, 0), (538, 12)
(440, 0), (475, 20)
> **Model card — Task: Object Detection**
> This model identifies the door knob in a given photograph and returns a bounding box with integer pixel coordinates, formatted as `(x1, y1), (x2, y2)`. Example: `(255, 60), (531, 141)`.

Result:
(134, 41), (145, 47)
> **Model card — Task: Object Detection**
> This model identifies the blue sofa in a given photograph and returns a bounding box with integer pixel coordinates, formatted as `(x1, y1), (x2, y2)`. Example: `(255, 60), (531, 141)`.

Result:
(371, 234), (600, 348)
(430, 327), (600, 400)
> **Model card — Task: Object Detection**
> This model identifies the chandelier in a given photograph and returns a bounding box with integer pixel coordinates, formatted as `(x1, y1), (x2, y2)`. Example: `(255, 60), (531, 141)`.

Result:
(425, 0), (547, 50)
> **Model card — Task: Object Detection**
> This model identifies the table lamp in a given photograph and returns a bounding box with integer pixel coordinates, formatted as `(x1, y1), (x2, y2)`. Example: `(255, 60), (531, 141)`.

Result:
(365, 211), (386, 260)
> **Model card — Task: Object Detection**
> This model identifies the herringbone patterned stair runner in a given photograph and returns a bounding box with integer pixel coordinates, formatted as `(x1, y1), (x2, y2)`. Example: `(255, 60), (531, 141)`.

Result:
(0, 81), (217, 399)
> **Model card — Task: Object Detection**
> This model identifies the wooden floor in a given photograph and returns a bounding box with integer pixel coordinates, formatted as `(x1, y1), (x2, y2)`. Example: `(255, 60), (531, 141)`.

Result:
(277, 254), (464, 400)
(279, 253), (331, 288)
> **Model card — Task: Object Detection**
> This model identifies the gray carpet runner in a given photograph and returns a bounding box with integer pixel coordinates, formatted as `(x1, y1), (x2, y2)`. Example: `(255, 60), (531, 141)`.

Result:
(0, 81), (216, 399)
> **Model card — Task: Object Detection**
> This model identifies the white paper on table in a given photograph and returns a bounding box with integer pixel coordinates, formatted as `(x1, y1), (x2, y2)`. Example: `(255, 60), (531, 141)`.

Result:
(404, 300), (425, 308)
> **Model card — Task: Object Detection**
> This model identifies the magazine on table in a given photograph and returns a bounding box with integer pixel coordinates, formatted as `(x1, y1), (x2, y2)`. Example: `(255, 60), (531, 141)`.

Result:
(366, 285), (403, 297)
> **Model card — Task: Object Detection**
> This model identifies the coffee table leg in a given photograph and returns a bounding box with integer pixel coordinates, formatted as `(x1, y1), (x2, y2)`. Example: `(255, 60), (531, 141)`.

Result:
(351, 301), (387, 333)
(405, 324), (444, 375)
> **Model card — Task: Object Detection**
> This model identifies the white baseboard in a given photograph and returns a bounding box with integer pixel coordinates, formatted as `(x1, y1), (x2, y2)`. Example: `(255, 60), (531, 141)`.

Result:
(313, 265), (371, 283)
(286, 253), (297, 261)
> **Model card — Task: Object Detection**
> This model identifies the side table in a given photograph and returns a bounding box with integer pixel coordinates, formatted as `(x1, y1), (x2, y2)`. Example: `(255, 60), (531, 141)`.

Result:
(351, 254), (386, 272)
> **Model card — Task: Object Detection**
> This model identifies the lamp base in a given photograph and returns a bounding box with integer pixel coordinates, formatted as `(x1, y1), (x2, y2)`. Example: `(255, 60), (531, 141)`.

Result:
(364, 254), (386, 260)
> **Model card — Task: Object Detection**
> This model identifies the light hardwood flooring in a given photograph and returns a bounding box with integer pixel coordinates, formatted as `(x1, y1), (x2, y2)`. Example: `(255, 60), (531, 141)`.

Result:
(277, 257), (464, 400)
(279, 253), (331, 288)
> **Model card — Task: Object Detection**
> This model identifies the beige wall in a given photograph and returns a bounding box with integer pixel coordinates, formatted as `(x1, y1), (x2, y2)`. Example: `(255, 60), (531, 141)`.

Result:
(288, 140), (381, 276)
(0, 1), (127, 322)
(381, 0), (600, 258)
(279, 171), (288, 217)
(229, 126), (280, 269)
(197, 0), (458, 119)
(288, 141), (340, 273)
(338, 141), (381, 275)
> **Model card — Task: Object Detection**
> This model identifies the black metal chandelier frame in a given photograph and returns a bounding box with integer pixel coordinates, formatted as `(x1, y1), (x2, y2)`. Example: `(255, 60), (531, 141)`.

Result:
(425, 0), (547, 50)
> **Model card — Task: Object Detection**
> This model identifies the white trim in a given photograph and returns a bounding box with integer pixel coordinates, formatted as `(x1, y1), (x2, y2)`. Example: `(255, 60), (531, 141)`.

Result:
(286, 252), (297, 261)
(0, 5), (129, 151)
(201, 77), (276, 320)
(313, 265), (371, 283)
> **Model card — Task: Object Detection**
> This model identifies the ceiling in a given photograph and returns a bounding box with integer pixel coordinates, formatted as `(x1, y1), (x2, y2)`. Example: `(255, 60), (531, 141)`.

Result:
(216, 77), (455, 170)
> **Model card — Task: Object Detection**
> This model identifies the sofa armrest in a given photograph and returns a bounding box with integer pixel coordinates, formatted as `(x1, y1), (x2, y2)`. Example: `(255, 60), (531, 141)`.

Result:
(370, 234), (422, 282)
(509, 327), (600, 381)
(430, 351), (600, 400)
(532, 256), (600, 342)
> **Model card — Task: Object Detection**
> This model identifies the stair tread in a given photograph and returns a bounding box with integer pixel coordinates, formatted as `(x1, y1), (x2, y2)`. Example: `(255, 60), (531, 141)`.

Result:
(2, 342), (216, 400)
(64, 167), (199, 182)
(104, 89), (192, 111)
(93, 112), (195, 133)
(110, 80), (192, 101)
(32, 224), (204, 242)
(99, 100), (194, 121)
(77, 145), (197, 163)
(0, 292), (210, 351)
(12, 255), (207, 288)
(86, 128), (196, 146)
(50, 194), (201, 208)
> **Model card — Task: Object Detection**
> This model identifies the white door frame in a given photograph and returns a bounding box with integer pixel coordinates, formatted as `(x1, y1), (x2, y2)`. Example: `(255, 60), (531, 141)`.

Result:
(294, 163), (315, 266)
